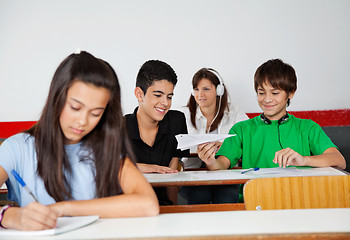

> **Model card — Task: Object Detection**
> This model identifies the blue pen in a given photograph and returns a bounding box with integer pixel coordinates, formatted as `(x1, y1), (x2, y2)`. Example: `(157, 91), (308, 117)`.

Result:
(241, 167), (260, 174)
(11, 170), (39, 202)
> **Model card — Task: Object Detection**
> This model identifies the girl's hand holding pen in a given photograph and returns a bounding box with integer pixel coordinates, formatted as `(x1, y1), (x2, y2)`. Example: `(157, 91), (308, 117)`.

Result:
(2, 202), (58, 231)
(4, 169), (58, 230)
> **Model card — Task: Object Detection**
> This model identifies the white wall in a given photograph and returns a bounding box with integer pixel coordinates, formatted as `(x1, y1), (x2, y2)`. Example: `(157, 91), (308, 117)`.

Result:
(1, 0), (349, 122)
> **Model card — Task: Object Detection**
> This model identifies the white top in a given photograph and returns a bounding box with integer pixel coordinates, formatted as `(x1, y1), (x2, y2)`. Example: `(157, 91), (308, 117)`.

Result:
(180, 103), (248, 168)
(3, 208), (346, 239)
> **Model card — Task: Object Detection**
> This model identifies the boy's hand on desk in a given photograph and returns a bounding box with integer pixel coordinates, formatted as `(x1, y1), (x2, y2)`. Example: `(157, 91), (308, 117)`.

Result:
(2, 202), (58, 231)
(197, 142), (217, 166)
(137, 163), (178, 174)
(273, 148), (306, 168)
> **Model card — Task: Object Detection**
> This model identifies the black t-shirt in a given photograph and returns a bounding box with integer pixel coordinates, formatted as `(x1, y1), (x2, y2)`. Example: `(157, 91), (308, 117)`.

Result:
(125, 107), (190, 166)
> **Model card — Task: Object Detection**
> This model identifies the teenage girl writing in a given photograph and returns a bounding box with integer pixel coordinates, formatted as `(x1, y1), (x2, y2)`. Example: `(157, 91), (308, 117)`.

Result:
(0, 51), (158, 231)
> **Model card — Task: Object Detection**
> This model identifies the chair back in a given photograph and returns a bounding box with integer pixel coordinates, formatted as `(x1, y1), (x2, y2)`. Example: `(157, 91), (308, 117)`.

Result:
(244, 175), (350, 210)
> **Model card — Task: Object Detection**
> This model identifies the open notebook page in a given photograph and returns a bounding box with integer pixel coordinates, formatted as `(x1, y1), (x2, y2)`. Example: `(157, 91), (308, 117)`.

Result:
(0, 215), (99, 236)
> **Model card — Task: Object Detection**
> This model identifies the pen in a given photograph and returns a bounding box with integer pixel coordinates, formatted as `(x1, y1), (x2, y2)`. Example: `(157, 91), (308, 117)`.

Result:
(11, 169), (39, 202)
(241, 167), (260, 174)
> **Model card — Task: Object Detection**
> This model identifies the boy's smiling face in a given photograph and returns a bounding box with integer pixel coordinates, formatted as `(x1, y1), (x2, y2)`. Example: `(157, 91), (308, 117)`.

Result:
(257, 82), (295, 121)
(136, 80), (174, 123)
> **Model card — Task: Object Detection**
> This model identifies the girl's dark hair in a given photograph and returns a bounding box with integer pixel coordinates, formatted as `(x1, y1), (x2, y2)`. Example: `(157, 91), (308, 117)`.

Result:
(186, 68), (228, 131)
(26, 51), (135, 201)
(254, 59), (297, 106)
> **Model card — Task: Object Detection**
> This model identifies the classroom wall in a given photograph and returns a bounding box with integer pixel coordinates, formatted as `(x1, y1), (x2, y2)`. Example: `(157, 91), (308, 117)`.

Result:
(0, 0), (350, 122)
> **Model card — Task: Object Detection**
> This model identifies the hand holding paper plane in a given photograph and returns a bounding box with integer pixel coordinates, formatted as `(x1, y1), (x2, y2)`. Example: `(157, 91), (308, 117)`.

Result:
(175, 134), (236, 150)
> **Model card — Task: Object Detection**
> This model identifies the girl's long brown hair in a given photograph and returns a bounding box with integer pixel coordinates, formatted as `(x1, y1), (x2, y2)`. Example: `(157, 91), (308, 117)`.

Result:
(187, 68), (229, 132)
(26, 51), (135, 201)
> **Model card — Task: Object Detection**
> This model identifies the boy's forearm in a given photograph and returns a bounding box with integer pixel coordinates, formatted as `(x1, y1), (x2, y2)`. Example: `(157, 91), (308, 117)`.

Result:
(305, 151), (346, 169)
(206, 156), (231, 170)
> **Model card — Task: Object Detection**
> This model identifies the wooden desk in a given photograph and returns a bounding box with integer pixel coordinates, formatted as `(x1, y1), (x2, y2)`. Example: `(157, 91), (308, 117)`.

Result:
(160, 203), (246, 213)
(149, 167), (348, 213)
(1, 167), (346, 192)
(2, 208), (347, 240)
(145, 167), (347, 187)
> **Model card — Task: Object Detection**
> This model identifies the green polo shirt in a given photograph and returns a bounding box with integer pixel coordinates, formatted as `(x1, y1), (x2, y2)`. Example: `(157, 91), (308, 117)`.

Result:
(217, 114), (337, 169)
(216, 114), (337, 202)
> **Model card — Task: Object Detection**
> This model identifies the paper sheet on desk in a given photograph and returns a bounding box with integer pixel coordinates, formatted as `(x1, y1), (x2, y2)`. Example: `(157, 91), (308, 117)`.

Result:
(242, 167), (345, 177)
(245, 167), (302, 176)
(185, 168), (305, 180)
(0, 215), (99, 236)
(175, 134), (236, 150)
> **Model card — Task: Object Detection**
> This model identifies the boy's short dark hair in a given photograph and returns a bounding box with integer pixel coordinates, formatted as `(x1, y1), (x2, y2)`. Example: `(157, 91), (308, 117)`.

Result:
(254, 59), (297, 106)
(136, 60), (178, 94)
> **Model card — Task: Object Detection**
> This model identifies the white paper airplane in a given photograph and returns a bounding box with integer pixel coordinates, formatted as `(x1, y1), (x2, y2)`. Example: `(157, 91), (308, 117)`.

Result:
(175, 134), (236, 150)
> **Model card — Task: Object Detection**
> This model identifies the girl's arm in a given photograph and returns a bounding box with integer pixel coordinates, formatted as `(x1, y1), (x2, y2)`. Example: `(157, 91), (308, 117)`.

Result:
(169, 157), (179, 170)
(0, 167), (58, 230)
(50, 157), (159, 218)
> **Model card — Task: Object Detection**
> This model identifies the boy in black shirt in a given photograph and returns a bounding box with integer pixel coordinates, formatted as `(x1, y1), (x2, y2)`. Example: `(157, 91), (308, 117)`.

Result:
(125, 60), (189, 204)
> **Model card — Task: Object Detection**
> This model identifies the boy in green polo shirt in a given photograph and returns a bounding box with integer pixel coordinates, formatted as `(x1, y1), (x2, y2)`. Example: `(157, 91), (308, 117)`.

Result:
(198, 58), (346, 172)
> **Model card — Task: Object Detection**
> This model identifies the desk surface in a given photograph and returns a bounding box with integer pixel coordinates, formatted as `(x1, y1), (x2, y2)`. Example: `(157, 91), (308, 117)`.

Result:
(0, 167), (347, 191)
(145, 167), (347, 187)
(3, 208), (347, 240)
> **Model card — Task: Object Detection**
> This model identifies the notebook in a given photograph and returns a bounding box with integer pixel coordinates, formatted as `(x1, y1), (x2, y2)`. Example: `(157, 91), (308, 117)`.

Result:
(0, 215), (99, 236)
